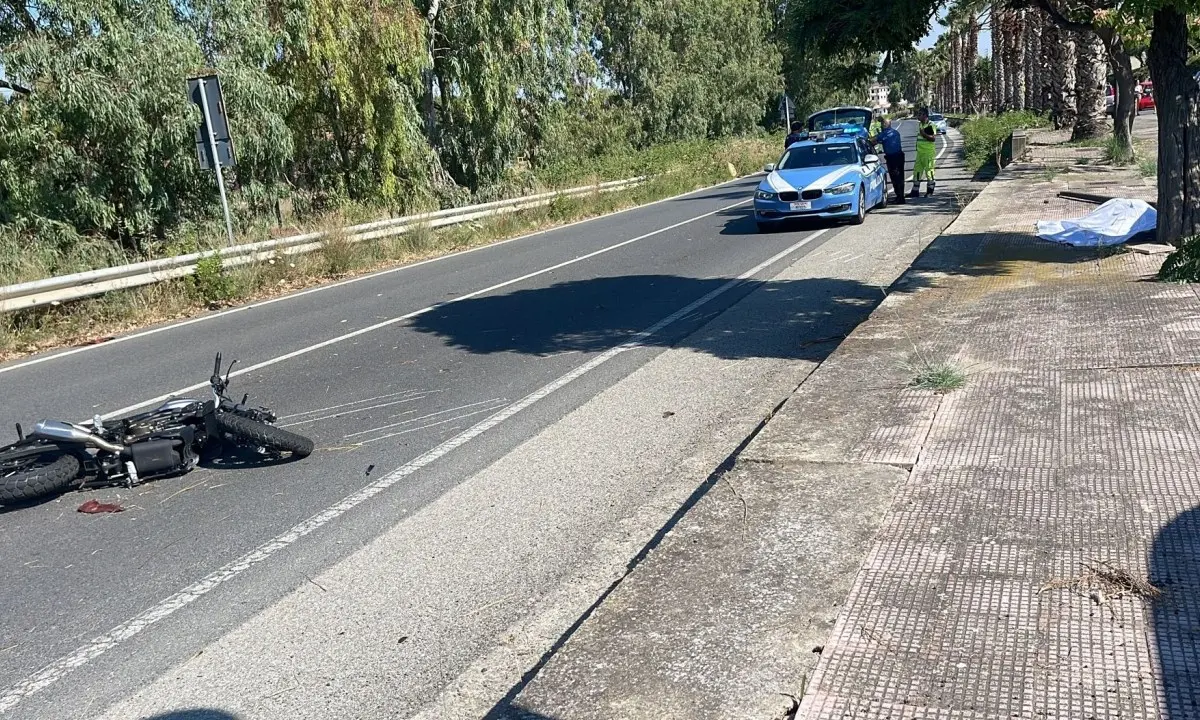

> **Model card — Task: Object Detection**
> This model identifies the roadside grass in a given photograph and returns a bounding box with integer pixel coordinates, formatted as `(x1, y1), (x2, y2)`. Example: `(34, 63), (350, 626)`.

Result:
(960, 111), (1050, 174)
(905, 357), (968, 392)
(1139, 154), (1158, 178)
(1102, 135), (1135, 165)
(0, 137), (779, 360)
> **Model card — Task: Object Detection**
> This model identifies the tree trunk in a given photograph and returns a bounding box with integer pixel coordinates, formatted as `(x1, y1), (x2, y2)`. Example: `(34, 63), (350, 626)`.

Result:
(422, 0), (441, 149)
(1102, 29), (1136, 162)
(967, 17), (980, 111)
(992, 7), (1004, 112)
(1012, 9), (1026, 110)
(1051, 26), (1078, 129)
(1149, 6), (1200, 244)
(1072, 29), (1107, 140)
(1026, 11), (1043, 110)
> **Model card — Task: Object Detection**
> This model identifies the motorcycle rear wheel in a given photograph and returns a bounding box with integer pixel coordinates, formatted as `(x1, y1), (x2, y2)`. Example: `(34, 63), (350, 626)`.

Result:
(215, 414), (314, 458)
(0, 450), (82, 505)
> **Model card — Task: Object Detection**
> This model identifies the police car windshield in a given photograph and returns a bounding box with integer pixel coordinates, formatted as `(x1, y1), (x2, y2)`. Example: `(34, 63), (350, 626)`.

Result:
(929, 114), (945, 121)
(779, 144), (858, 170)
(807, 109), (870, 131)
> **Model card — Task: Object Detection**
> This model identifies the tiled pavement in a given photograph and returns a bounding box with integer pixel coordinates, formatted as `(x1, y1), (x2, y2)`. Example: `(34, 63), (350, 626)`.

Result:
(800, 136), (1200, 719)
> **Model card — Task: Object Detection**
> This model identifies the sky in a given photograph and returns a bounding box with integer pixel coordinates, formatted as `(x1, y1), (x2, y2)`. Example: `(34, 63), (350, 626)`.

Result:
(919, 21), (993, 55)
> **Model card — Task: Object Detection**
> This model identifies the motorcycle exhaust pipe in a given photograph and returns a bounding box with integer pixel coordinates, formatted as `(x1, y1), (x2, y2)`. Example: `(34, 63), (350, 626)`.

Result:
(32, 420), (125, 454)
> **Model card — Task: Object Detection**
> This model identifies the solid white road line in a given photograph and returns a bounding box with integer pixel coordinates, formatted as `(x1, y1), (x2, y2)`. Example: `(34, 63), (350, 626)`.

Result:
(0, 175), (759, 377)
(0, 227), (828, 715)
(91, 198), (752, 422)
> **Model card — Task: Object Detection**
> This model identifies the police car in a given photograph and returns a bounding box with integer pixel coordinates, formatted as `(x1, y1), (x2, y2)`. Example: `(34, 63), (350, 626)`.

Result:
(753, 126), (888, 232)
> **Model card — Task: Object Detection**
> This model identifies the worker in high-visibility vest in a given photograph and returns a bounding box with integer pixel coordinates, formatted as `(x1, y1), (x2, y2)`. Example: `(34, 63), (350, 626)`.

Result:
(910, 108), (937, 197)
(868, 110), (883, 142)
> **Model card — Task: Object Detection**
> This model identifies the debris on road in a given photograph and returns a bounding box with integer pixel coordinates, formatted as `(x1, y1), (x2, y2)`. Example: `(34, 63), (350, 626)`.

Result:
(77, 499), (125, 514)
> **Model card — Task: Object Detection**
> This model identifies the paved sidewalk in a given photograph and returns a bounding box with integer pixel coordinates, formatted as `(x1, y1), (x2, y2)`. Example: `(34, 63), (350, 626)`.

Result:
(799, 129), (1199, 718)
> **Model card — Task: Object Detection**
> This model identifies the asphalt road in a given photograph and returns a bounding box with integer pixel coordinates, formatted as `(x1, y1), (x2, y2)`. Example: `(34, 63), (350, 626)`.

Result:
(0, 119), (964, 719)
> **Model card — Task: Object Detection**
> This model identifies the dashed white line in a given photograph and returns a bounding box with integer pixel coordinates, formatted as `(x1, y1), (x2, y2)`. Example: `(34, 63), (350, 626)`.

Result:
(0, 227), (827, 715)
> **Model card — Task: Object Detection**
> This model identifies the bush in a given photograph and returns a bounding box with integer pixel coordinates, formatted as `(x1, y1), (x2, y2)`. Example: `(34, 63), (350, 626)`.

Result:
(1160, 236), (1200, 282)
(190, 254), (237, 304)
(960, 111), (1048, 173)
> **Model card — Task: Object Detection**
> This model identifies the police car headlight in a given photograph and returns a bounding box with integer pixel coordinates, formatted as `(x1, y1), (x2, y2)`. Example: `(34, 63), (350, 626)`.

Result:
(755, 190), (778, 201)
(827, 182), (855, 195)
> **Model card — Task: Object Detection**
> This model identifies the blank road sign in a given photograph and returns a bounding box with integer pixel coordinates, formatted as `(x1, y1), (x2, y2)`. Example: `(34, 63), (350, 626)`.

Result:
(187, 74), (236, 170)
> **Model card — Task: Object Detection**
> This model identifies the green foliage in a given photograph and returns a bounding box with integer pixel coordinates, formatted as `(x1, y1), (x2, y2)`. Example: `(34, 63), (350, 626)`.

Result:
(908, 359), (967, 392)
(1160, 236), (1200, 281)
(888, 83), (903, 106)
(190, 254), (237, 303)
(960, 111), (1049, 173)
(0, 0), (836, 286)
(593, 0), (783, 143)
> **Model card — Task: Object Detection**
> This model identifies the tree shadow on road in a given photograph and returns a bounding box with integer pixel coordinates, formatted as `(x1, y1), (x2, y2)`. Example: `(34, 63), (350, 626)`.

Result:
(145, 710), (242, 720)
(408, 273), (890, 364)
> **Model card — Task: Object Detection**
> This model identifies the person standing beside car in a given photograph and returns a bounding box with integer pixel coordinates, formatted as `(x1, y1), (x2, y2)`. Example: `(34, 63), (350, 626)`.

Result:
(874, 118), (907, 204)
(785, 121), (804, 148)
(911, 108), (937, 197)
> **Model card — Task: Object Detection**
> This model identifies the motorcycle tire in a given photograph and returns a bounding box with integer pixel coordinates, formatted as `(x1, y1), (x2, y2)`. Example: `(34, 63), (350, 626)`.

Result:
(0, 450), (82, 505)
(216, 413), (314, 458)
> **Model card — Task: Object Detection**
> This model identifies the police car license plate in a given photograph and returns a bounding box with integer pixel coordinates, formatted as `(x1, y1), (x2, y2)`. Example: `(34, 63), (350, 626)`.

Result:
(789, 201), (811, 211)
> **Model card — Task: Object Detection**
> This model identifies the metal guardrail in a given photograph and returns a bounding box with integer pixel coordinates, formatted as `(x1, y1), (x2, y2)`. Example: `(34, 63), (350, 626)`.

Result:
(0, 176), (647, 312)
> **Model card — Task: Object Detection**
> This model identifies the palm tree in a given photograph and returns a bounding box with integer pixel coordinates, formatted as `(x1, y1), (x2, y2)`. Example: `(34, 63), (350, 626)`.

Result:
(992, 4), (1007, 111)
(1045, 21), (1078, 128)
(1011, 9), (1027, 110)
(1025, 10), (1044, 110)
(1072, 29), (1107, 139)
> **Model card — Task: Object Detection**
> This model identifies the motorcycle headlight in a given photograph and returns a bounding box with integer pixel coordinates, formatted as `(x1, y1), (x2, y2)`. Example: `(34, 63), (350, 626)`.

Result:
(754, 190), (778, 201)
(827, 182), (855, 195)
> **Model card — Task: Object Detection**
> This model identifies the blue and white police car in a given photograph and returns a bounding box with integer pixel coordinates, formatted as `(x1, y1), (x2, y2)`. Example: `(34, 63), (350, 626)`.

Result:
(753, 125), (889, 232)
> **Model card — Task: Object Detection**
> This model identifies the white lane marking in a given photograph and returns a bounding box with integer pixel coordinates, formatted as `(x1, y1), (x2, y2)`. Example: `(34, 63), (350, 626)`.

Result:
(91, 198), (752, 423)
(358, 406), (509, 445)
(0, 176), (759, 377)
(277, 390), (434, 420)
(343, 399), (508, 439)
(937, 131), (954, 160)
(0, 227), (828, 715)
(279, 396), (437, 429)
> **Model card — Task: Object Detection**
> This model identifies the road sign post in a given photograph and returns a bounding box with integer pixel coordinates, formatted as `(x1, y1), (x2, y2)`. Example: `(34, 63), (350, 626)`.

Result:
(187, 74), (236, 246)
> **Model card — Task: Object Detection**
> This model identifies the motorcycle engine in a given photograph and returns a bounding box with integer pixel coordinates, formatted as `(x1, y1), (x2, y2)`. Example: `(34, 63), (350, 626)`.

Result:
(129, 427), (198, 480)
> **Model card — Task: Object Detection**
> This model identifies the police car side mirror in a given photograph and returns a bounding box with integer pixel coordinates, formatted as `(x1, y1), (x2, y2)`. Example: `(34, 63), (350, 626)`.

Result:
(764, 163), (776, 173)
(863, 154), (880, 165)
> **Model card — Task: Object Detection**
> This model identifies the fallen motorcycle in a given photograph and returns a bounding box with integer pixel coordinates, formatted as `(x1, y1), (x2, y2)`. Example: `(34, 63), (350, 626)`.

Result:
(0, 353), (314, 505)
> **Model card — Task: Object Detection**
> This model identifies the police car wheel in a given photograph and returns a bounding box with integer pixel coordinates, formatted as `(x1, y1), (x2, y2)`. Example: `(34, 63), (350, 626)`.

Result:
(851, 187), (866, 225)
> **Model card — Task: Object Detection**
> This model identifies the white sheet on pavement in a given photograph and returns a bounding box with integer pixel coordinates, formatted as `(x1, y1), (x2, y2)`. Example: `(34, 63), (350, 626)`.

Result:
(1036, 198), (1157, 248)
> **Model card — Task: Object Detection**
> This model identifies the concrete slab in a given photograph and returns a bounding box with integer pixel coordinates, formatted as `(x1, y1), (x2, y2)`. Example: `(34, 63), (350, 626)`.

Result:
(498, 460), (908, 720)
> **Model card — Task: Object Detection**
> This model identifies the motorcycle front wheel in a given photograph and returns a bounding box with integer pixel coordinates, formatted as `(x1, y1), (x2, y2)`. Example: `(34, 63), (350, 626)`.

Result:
(215, 413), (314, 458)
(0, 449), (82, 505)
